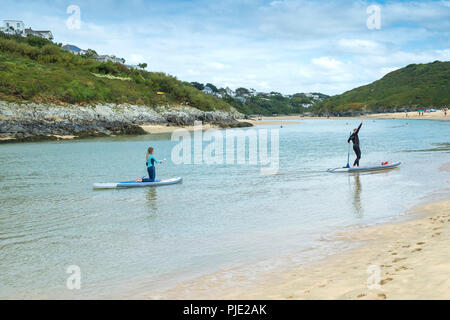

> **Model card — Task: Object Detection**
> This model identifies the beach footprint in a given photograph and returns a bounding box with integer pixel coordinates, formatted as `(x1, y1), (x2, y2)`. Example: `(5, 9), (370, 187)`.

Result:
(380, 278), (393, 285)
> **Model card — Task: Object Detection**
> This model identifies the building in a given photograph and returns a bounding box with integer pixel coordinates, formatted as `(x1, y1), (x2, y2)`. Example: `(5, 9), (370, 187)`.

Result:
(202, 86), (214, 95)
(110, 55), (125, 64)
(1, 20), (54, 40)
(0, 20), (25, 35)
(62, 44), (86, 55)
(94, 54), (125, 64)
(225, 87), (235, 97)
(24, 28), (53, 40)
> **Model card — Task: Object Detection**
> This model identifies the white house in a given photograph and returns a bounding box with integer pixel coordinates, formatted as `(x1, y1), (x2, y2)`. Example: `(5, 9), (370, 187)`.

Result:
(225, 87), (235, 97)
(95, 54), (125, 64)
(0, 20), (25, 35)
(202, 86), (214, 95)
(24, 28), (53, 40)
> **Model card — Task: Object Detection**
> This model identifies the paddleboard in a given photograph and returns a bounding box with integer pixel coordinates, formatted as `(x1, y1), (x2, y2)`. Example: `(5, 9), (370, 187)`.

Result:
(327, 162), (401, 173)
(93, 177), (182, 189)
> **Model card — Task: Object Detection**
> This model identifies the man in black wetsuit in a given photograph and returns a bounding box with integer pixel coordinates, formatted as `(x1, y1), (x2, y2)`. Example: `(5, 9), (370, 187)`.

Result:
(348, 120), (364, 167)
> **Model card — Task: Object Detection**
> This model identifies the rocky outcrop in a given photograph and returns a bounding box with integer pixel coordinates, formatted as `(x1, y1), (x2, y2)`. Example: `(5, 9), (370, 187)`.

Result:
(0, 101), (250, 142)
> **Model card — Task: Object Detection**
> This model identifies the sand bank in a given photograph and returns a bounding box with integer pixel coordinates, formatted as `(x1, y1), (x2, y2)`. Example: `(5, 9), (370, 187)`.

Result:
(366, 111), (449, 121)
(148, 188), (450, 300)
(247, 112), (449, 122)
(242, 120), (302, 126)
(140, 123), (220, 134)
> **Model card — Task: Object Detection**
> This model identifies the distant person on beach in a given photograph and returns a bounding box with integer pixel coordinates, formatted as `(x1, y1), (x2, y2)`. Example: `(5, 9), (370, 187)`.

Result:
(136, 147), (164, 182)
(348, 120), (364, 167)
(445, 107), (448, 117)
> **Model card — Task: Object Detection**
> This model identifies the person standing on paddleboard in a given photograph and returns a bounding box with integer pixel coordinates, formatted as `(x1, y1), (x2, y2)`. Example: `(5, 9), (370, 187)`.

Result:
(348, 120), (364, 167)
(137, 147), (164, 182)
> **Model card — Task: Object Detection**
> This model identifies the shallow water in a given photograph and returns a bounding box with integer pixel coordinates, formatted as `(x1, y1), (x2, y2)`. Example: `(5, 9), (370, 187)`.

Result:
(0, 119), (449, 298)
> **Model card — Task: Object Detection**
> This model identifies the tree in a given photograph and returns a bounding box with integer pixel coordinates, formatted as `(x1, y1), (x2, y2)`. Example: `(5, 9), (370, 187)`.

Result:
(205, 83), (219, 92)
(235, 87), (250, 97)
(190, 82), (204, 91)
(138, 63), (147, 70)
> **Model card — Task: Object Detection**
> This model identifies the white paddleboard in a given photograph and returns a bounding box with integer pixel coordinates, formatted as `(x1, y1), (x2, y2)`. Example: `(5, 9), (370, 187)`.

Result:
(327, 162), (401, 173)
(93, 177), (182, 189)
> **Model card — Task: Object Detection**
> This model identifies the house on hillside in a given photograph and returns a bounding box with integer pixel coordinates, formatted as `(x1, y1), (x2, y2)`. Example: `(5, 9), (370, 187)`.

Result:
(0, 20), (25, 36)
(24, 28), (53, 40)
(62, 44), (86, 55)
(225, 87), (235, 97)
(0, 20), (54, 40)
(95, 54), (125, 64)
(202, 86), (214, 95)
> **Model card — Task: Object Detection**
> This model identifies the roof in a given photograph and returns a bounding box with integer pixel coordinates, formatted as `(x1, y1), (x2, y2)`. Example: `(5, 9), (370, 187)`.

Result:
(25, 28), (52, 33)
(62, 44), (83, 52)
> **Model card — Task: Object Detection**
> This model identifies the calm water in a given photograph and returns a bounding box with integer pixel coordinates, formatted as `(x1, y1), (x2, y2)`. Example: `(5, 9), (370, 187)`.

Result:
(1, 119), (449, 299)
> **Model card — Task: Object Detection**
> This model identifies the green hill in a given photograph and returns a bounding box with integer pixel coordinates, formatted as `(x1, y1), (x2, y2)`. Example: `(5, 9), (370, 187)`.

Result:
(223, 92), (324, 115)
(315, 61), (450, 114)
(189, 83), (329, 115)
(0, 33), (231, 111)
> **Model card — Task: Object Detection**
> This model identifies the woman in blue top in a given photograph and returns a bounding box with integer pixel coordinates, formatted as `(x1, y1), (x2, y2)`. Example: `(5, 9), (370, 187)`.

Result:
(137, 147), (164, 182)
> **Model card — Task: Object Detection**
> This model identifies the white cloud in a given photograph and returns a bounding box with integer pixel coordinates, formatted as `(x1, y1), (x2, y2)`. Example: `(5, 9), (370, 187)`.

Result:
(312, 57), (343, 70)
(207, 62), (229, 70)
(338, 39), (385, 55)
(128, 54), (145, 64)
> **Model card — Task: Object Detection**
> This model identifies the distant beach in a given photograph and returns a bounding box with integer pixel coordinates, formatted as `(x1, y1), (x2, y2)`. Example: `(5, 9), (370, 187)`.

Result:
(240, 111), (450, 124)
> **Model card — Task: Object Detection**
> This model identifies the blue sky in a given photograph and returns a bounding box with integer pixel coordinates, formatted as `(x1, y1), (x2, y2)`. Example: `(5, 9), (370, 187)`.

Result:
(2, 0), (450, 95)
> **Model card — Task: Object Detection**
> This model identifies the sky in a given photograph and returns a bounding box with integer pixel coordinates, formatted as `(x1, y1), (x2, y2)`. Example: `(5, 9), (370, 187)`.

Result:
(2, 0), (450, 95)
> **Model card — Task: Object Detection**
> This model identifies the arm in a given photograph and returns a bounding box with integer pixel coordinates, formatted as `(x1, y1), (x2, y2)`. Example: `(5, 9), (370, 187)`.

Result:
(149, 154), (162, 164)
(355, 120), (364, 134)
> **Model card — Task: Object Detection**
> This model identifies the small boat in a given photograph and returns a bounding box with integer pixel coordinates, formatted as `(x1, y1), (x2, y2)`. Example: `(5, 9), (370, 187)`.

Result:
(327, 162), (401, 173)
(93, 177), (182, 189)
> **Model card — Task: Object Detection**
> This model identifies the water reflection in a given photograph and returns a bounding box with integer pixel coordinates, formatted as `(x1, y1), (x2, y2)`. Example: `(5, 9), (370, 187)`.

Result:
(351, 174), (363, 218)
(146, 188), (158, 211)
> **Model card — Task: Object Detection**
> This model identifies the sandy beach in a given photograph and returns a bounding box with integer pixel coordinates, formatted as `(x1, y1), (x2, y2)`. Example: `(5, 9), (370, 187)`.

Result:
(140, 123), (220, 134)
(366, 110), (449, 121)
(242, 111), (450, 123)
(148, 163), (450, 300)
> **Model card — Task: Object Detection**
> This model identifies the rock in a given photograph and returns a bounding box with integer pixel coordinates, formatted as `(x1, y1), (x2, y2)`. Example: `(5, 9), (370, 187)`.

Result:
(0, 101), (247, 142)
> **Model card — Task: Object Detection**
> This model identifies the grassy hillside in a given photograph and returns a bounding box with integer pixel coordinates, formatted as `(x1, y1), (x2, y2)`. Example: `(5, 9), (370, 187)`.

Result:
(223, 93), (323, 115)
(0, 33), (231, 111)
(190, 82), (329, 115)
(315, 61), (450, 114)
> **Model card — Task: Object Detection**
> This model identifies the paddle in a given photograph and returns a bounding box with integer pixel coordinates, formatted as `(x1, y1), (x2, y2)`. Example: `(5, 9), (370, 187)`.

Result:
(346, 132), (351, 168)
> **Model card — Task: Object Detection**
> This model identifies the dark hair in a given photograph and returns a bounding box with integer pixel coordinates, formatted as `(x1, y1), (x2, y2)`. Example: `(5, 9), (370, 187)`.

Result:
(148, 147), (154, 154)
